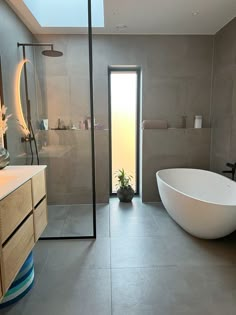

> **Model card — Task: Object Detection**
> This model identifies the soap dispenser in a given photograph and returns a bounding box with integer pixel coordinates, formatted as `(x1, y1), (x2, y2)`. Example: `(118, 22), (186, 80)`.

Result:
(194, 115), (202, 128)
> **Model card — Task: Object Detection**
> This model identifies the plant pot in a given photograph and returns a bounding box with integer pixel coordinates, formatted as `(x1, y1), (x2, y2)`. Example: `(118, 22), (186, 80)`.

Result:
(117, 185), (134, 202)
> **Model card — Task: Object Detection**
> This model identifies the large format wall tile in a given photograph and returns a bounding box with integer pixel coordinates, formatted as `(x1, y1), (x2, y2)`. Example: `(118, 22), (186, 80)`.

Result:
(142, 128), (211, 201)
(0, 1), (36, 164)
(211, 18), (236, 173)
(34, 34), (213, 203)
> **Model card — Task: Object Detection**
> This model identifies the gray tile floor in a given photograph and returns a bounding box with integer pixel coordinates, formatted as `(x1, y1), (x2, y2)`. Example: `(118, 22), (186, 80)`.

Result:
(42, 204), (109, 237)
(2, 197), (236, 315)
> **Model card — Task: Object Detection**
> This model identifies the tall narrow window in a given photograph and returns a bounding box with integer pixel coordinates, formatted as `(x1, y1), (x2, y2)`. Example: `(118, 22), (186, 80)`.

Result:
(109, 68), (140, 194)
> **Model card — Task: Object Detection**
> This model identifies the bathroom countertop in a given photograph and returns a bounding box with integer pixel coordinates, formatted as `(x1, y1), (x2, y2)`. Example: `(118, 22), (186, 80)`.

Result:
(0, 165), (47, 200)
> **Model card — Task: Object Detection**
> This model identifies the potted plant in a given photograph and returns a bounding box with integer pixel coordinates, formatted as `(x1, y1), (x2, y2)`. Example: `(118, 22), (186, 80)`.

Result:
(115, 168), (135, 202)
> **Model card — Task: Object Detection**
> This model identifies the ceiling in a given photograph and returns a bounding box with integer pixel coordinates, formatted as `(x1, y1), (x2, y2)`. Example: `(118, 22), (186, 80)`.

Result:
(6, 0), (236, 35)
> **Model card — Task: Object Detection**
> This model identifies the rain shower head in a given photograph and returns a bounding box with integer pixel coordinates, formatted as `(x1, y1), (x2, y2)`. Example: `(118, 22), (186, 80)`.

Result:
(41, 49), (63, 57)
(17, 42), (63, 58)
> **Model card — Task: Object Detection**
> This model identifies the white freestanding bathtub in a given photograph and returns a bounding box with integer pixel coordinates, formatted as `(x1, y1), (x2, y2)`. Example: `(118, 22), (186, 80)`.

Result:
(156, 168), (236, 239)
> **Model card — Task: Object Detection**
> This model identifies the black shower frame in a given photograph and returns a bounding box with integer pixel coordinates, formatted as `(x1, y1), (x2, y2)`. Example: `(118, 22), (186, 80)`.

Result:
(108, 66), (141, 196)
(18, 0), (96, 240)
(41, 0), (96, 240)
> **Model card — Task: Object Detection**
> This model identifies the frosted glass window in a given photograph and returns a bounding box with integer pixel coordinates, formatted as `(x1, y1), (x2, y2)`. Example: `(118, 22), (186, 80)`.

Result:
(110, 72), (137, 193)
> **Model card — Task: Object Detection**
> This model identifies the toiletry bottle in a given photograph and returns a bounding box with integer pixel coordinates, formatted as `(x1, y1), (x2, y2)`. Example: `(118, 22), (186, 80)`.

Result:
(58, 118), (61, 130)
(40, 120), (45, 130)
(43, 119), (48, 130)
(87, 117), (91, 129)
(69, 120), (73, 129)
(182, 116), (187, 128)
(194, 115), (202, 128)
(84, 119), (88, 130)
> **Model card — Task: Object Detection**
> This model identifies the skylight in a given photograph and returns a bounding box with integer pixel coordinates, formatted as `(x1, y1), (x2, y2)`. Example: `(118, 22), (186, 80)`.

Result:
(23, 0), (104, 28)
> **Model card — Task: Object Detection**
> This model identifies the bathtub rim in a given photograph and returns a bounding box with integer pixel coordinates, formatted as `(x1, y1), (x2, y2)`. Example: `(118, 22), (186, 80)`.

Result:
(156, 168), (236, 207)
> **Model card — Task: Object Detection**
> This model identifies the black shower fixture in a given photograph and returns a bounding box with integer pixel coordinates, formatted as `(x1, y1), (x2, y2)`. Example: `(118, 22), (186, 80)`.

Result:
(17, 42), (63, 57)
(42, 48), (63, 57)
(222, 162), (236, 180)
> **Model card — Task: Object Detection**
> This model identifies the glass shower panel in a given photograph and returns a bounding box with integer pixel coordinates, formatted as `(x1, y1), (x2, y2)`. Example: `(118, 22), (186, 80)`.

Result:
(15, 23), (95, 237)
(33, 34), (94, 238)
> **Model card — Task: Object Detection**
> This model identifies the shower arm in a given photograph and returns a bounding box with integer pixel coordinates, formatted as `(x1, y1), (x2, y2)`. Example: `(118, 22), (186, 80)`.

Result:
(17, 42), (54, 50)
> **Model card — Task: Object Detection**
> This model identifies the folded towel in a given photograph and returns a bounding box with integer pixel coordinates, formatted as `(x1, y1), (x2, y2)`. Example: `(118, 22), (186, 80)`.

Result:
(142, 120), (168, 129)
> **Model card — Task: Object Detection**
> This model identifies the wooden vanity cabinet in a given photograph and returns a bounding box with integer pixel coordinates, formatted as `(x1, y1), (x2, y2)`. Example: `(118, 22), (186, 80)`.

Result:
(0, 167), (47, 299)
(34, 198), (47, 242)
(32, 170), (46, 207)
(1, 214), (34, 292)
(0, 180), (32, 244)
(32, 170), (47, 242)
(0, 263), (2, 300)
(0, 221), (2, 300)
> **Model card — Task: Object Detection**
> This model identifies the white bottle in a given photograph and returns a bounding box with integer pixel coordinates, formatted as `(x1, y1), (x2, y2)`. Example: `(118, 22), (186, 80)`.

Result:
(194, 115), (202, 128)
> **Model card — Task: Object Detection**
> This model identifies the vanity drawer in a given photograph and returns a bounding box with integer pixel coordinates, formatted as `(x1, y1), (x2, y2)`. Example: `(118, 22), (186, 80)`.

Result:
(0, 180), (32, 244)
(34, 198), (48, 241)
(32, 171), (46, 207)
(2, 214), (34, 293)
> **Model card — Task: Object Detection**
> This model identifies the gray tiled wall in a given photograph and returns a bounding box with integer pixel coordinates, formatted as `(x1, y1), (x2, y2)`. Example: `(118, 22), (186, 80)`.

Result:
(142, 128), (211, 202)
(35, 34), (214, 202)
(0, 0), (36, 164)
(210, 18), (236, 176)
(2, 0), (230, 202)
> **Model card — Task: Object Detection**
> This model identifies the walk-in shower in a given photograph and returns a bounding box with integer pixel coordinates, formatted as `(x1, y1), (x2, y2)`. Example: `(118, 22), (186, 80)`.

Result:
(15, 0), (96, 239)
(17, 42), (63, 166)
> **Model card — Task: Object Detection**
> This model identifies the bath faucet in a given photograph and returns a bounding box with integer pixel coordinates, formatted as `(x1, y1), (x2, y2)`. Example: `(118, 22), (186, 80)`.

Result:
(222, 162), (236, 180)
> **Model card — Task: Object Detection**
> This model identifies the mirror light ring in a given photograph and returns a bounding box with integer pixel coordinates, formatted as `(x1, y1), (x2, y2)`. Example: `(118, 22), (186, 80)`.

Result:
(15, 59), (30, 136)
